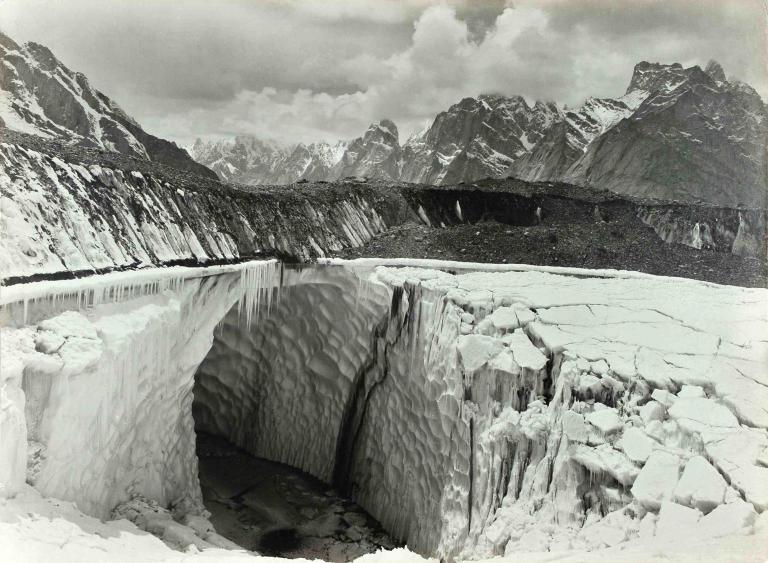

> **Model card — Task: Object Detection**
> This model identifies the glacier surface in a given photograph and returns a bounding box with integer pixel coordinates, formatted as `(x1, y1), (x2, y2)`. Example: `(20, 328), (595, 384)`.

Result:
(0, 259), (766, 561)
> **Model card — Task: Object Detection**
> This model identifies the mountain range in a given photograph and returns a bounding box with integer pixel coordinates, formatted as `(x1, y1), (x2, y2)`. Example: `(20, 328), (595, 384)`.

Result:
(1, 31), (765, 207)
(192, 60), (766, 207)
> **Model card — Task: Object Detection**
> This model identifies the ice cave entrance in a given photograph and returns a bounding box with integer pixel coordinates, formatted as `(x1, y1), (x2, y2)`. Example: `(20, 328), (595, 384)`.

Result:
(191, 264), (400, 559)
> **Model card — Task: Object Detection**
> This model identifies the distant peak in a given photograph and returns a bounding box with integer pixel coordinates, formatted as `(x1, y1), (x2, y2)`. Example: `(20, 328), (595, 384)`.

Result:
(626, 60), (692, 95)
(704, 59), (726, 83)
(368, 119), (398, 142)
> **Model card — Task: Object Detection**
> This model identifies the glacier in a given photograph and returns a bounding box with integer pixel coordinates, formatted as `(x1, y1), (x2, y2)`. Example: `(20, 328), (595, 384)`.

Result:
(1, 258), (767, 562)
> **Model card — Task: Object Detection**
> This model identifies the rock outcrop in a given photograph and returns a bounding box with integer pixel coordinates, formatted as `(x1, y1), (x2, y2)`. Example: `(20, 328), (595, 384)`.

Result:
(399, 96), (562, 185)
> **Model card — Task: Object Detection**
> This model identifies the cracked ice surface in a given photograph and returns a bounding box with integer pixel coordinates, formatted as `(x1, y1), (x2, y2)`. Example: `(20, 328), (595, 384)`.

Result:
(1, 260), (767, 562)
(364, 264), (768, 559)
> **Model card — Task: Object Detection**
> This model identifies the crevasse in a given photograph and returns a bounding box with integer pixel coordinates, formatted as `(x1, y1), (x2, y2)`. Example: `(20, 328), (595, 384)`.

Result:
(1, 260), (767, 561)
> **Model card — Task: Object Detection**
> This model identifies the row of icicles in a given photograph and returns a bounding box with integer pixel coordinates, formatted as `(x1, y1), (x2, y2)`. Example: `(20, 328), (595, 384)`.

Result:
(237, 260), (283, 328)
(9, 260), (282, 327)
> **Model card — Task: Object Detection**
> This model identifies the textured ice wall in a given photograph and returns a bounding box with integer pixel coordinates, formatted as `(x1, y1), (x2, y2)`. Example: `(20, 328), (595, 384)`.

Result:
(0, 141), (394, 279)
(0, 262), (279, 518)
(3, 259), (766, 560)
(370, 265), (768, 559)
(194, 266), (391, 483)
(637, 206), (765, 257)
(193, 262), (768, 559)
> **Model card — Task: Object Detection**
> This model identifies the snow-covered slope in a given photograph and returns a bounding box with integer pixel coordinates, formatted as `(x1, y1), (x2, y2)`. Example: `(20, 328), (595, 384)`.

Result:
(508, 93), (642, 182)
(1, 260), (766, 561)
(0, 32), (215, 179)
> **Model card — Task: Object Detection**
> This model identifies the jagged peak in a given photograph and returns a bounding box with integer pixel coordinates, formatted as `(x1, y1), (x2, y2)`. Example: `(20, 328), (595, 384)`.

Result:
(533, 99), (559, 111)
(364, 119), (399, 143)
(704, 59), (726, 83)
(626, 60), (694, 95)
(0, 29), (20, 52)
(24, 41), (63, 72)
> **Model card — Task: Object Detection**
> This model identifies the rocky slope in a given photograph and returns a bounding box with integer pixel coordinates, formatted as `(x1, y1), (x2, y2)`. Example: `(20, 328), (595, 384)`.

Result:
(331, 119), (401, 181)
(507, 93), (643, 182)
(565, 61), (768, 207)
(0, 129), (412, 281)
(0, 31), (215, 178)
(400, 95), (562, 185)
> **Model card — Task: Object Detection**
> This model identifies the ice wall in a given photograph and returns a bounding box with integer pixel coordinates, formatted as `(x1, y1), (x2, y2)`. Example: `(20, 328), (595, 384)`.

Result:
(0, 141), (399, 279)
(638, 205), (765, 257)
(0, 261), (279, 518)
(194, 266), (391, 482)
(369, 265), (768, 558)
(2, 258), (766, 561)
(193, 261), (768, 559)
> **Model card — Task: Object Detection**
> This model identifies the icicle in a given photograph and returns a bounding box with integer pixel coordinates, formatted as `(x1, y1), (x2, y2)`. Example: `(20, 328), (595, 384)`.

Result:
(237, 260), (281, 329)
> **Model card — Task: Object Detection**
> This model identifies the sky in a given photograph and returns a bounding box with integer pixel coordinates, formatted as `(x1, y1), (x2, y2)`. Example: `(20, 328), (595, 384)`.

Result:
(1, 0), (766, 147)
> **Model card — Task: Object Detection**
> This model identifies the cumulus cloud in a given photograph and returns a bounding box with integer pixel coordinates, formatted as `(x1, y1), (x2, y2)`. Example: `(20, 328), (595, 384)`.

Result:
(0, 0), (765, 146)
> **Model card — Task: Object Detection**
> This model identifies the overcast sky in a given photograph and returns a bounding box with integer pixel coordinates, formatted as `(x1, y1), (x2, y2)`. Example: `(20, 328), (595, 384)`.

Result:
(1, 0), (766, 147)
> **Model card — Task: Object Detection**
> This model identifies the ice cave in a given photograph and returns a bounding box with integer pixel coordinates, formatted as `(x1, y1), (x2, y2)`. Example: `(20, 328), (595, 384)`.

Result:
(2, 257), (767, 562)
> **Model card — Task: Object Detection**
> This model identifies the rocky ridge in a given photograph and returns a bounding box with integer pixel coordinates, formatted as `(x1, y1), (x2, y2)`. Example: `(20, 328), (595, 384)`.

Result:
(0, 31), (215, 178)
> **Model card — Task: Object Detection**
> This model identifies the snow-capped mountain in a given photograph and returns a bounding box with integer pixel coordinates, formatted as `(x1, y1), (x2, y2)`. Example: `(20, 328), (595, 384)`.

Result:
(2, 28), (761, 206)
(565, 61), (768, 207)
(400, 95), (562, 185)
(508, 93), (643, 182)
(190, 136), (290, 184)
(331, 119), (401, 181)
(0, 31), (215, 179)
(190, 136), (349, 185)
(187, 59), (764, 206)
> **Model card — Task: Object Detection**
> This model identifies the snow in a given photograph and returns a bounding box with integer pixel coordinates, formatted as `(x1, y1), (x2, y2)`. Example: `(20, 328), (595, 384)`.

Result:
(618, 427), (654, 463)
(673, 456), (727, 513)
(585, 408), (623, 435)
(630, 450), (682, 510)
(2, 258), (767, 561)
(654, 501), (701, 541)
(668, 397), (740, 432)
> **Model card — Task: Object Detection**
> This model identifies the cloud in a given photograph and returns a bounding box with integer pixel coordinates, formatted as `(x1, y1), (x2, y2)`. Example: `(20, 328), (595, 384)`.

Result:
(0, 0), (765, 146)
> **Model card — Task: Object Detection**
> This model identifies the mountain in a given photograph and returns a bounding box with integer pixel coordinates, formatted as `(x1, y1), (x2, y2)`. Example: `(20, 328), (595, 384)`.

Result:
(190, 136), (290, 184)
(192, 120), (403, 186)
(190, 136), (348, 185)
(0, 31), (215, 179)
(188, 59), (764, 207)
(400, 95), (562, 184)
(565, 61), (768, 207)
(331, 120), (401, 180)
(281, 140), (349, 183)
